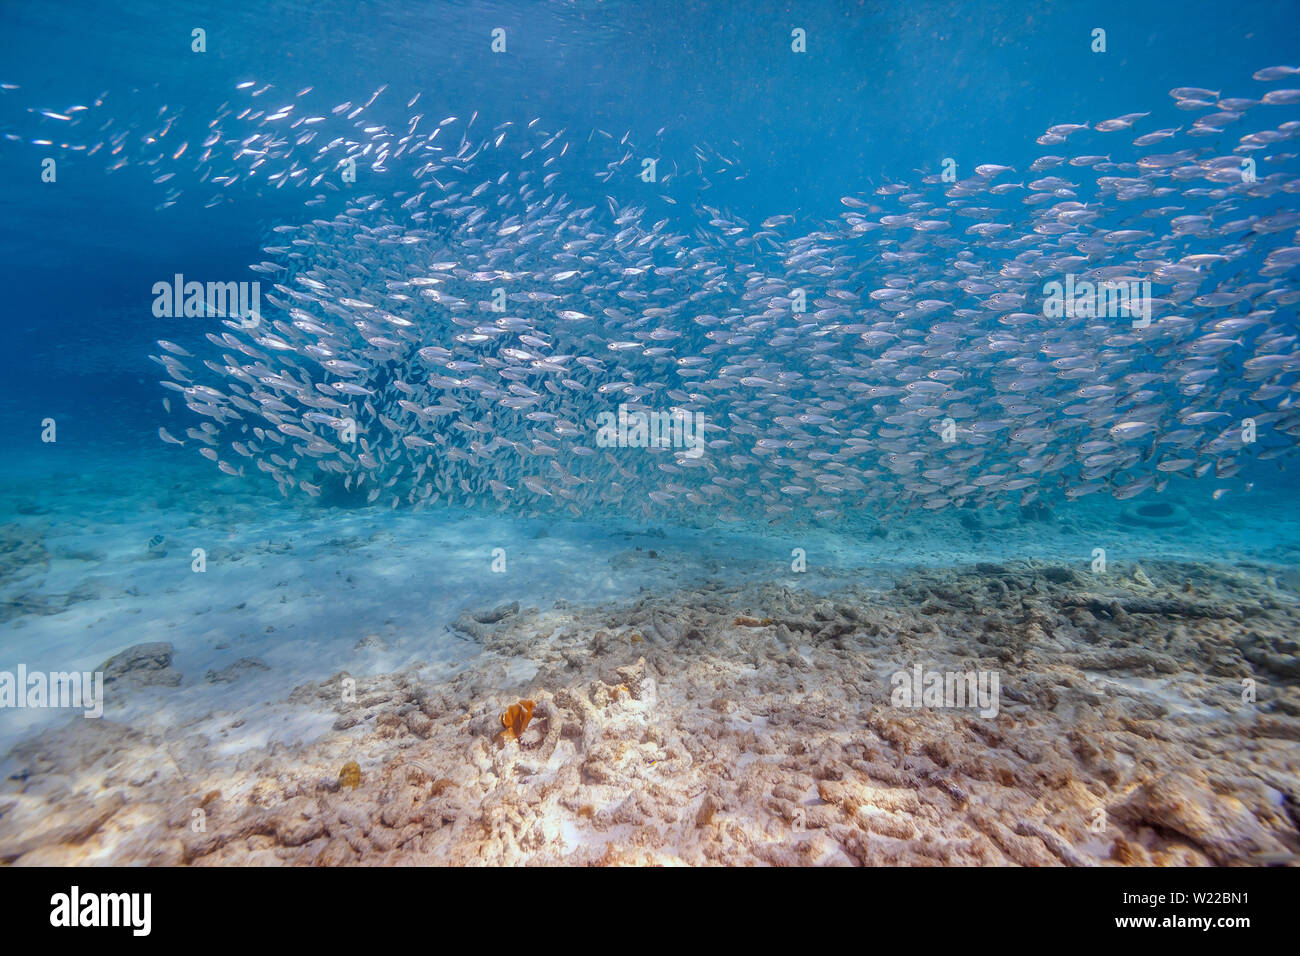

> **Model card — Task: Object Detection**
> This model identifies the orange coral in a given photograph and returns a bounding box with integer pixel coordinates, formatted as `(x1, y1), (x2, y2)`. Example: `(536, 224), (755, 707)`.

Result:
(499, 699), (536, 741)
(338, 760), (361, 789)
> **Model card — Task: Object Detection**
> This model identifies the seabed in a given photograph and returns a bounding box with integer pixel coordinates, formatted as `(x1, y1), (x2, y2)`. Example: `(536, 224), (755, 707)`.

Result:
(0, 456), (1296, 865)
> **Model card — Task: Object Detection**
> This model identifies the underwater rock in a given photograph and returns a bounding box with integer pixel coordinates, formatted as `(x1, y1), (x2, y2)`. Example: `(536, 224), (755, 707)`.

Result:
(99, 642), (182, 688)
(204, 658), (271, 683)
(475, 602), (520, 625)
(1232, 631), (1300, 679)
(1057, 593), (1240, 621)
(450, 601), (520, 641)
(1112, 773), (1290, 865)
(1120, 500), (1190, 528)
(1040, 566), (1082, 586)
(315, 836), (358, 866)
(0, 792), (125, 863)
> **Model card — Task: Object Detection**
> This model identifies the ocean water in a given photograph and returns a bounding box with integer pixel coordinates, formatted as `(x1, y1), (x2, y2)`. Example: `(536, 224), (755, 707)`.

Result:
(0, 1), (1298, 867)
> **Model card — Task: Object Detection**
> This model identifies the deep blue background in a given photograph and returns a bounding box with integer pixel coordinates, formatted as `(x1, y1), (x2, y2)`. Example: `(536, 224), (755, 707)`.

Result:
(1, 0), (1297, 454)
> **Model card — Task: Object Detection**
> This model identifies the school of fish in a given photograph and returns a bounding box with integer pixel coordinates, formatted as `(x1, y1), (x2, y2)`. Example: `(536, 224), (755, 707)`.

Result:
(7, 64), (1300, 521)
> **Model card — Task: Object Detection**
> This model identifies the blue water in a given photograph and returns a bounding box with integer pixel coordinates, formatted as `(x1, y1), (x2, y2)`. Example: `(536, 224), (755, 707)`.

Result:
(2, 0), (1298, 445)
(0, 1), (1297, 867)
(0, 0), (1296, 602)
(0, 3), (1295, 578)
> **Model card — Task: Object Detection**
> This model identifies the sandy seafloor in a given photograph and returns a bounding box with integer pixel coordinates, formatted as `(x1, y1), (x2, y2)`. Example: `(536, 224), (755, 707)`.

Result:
(0, 451), (1297, 866)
